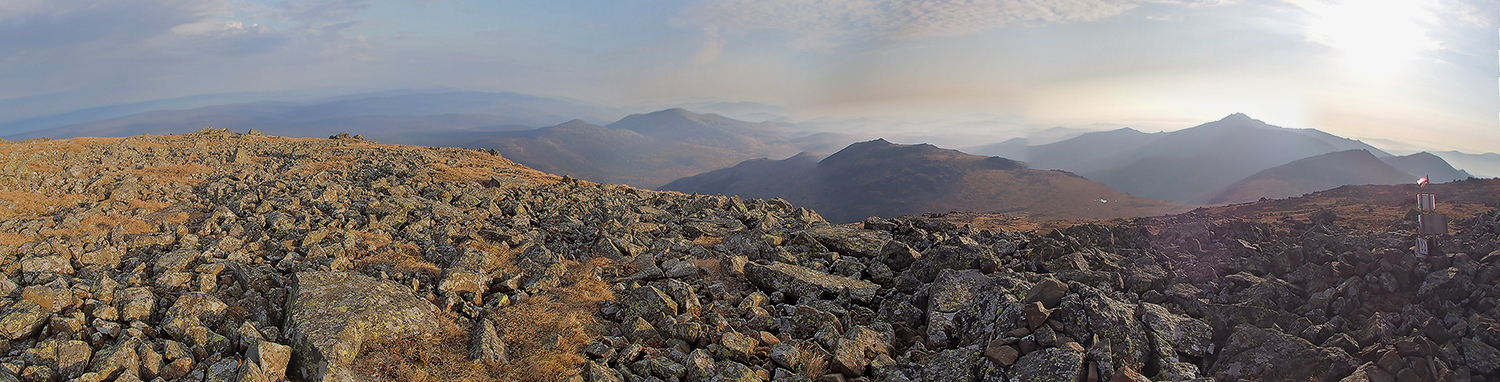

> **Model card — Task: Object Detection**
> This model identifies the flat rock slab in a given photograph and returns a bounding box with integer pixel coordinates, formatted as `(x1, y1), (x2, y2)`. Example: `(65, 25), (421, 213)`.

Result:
(805, 225), (891, 258)
(284, 271), (444, 382)
(745, 262), (878, 303)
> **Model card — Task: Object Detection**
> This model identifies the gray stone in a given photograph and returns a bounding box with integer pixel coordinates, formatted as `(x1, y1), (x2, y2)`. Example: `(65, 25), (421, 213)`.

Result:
(283, 271), (444, 382)
(1008, 347), (1085, 382)
(805, 225), (892, 258)
(470, 319), (508, 364)
(1210, 324), (1358, 382)
(745, 262), (878, 303)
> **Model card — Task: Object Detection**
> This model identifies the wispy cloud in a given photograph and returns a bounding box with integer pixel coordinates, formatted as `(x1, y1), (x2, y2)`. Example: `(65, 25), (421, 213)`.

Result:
(678, 0), (1234, 55)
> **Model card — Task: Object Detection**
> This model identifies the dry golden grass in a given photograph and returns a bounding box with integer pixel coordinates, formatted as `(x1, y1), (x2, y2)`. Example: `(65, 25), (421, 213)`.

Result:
(353, 257), (618, 382)
(0, 191), (89, 217)
(693, 258), (721, 275)
(691, 235), (722, 246)
(352, 322), (489, 382)
(489, 257), (617, 381)
(0, 232), (28, 246)
(358, 242), (442, 278)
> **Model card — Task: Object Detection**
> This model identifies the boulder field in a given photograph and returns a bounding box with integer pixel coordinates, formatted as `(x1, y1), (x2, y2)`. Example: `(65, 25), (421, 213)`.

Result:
(0, 129), (1495, 381)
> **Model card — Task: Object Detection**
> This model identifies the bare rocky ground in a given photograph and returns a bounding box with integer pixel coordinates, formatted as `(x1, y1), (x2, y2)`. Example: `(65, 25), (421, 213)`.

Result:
(0, 129), (1496, 382)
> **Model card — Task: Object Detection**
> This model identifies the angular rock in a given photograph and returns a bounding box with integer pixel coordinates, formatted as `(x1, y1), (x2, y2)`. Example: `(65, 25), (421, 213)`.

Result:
(1210, 324), (1358, 381)
(1139, 302), (1212, 358)
(0, 301), (46, 340)
(745, 262), (878, 303)
(88, 337), (140, 381)
(923, 346), (983, 382)
(163, 292), (228, 340)
(1023, 278), (1069, 309)
(283, 271), (444, 382)
(115, 287), (155, 322)
(470, 319), (508, 364)
(619, 285), (678, 322)
(805, 225), (891, 258)
(1009, 347), (1085, 382)
(19, 256), (73, 275)
(718, 331), (757, 363)
(1081, 286), (1148, 378)
(1459, 337), (1500, 375)
(246, 340), (291, 381)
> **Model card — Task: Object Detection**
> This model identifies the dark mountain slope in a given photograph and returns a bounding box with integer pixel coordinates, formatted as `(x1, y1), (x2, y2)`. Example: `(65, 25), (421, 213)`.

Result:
(662, 139), (1189, 223)
(1026, 127), (1160, 172)
(1380, 152), (1472, 183)
(1080, 114), (1346, 204)
(1210, 149), (1413, 204)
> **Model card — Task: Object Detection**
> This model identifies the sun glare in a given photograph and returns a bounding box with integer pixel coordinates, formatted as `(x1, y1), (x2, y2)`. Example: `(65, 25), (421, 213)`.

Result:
(1301, 0), (1439, 76)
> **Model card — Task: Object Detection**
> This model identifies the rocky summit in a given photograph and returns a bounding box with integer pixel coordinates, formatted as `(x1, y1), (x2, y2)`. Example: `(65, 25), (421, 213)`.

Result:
(0, 129), (1496, 382)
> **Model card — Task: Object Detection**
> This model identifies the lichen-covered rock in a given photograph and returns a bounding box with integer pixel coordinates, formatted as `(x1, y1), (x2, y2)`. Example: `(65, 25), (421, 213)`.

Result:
(1078, 284), (1148, 379)
(115, 287), (155, 322)
(682, 348), (716, 382)
(283, 271), (444, 382)
(1210, 324), (1358, 381)
(470, 319), (508, 364)
(0, 301), (47, 340)
(1008, 347), (1084, 382)
(1023, 278), (1068, 309)
(904, 245), (998, 283)
(619, 285), (678, 322)
(745, 262), (878, 303)
(246, 340), (291, 380)
(718, 331), (757, 363)
(923, 345), (983, 382)
(19, 256), (72, 275)
(805, 225), (891, 258)
(88, 337), (141, 381)
(1139, 302), (1212, 359)
(163, 292), (228, 340)
(1416, 267), (1474, 303)
(1459, 337), (1500, 375)
(832, 325), (890, 377)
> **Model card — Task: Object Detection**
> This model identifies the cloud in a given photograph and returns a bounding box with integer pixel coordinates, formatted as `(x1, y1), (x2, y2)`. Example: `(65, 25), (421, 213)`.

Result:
(679, 0), (1235, 55)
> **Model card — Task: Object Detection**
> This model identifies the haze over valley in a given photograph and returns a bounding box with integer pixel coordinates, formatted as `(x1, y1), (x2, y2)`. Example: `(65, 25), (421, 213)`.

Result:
(6, 1), (1500, 381)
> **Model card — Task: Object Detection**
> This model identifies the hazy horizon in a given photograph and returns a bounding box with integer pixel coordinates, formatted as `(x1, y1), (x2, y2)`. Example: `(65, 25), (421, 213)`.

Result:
(3, 0), (1497, 153)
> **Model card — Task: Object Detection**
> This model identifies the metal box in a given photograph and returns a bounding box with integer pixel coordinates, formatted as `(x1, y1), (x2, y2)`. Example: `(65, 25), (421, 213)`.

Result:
(1418, 213), (1447, 235)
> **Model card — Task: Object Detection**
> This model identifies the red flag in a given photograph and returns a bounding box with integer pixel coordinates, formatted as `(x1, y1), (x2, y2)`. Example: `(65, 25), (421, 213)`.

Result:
(1418, 177), (1429, 187)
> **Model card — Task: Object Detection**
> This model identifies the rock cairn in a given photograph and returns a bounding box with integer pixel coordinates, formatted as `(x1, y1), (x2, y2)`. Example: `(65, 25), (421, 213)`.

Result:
(0, 129), (1495, 382)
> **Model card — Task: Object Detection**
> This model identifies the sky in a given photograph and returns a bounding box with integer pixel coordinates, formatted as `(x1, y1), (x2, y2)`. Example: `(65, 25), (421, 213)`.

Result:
(1, 0), (1497, 153)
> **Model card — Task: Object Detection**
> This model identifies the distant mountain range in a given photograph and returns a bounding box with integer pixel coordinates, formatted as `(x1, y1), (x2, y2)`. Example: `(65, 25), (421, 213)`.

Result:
(463, 109), (799, 187)
(10, 91), (1495, 218)
(5, 91), (625, 142)
(961, 114), (1477, 204)
(661, 139), (1191, 223)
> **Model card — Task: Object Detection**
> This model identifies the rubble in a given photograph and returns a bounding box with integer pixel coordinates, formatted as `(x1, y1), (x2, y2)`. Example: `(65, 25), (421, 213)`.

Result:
(0, 132), (1496, 381)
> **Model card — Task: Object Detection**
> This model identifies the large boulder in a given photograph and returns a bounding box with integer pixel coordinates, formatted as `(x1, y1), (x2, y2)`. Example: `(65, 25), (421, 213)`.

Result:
(0, 301), (47, 340)
(1079, 285), (1149, 379)
(1210, 324), (1359, 381)
(283, 271), (444, 382)
(804, 225), (891, 258)
(925, 269), (1027, 348)
(1009, 347), (1085, 382)
(922, 345), (984, 382)
(905, 245), (999, 283)
(745, 262), (878, 303)
(1139, 302), (1212, 359)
